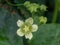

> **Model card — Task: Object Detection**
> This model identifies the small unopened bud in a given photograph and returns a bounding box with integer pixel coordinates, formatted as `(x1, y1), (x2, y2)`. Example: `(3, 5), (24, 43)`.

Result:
(39, 16), (47, 24)
(40, 5), (47, 11)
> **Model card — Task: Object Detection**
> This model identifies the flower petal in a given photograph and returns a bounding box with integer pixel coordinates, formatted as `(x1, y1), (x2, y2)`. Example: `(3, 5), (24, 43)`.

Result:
(17, 29), (24, 36)
(25, 17), (33, 25)
(17, 20), (24, 27)
(32, 24), (38, 32)
(25, 33), (33, 40)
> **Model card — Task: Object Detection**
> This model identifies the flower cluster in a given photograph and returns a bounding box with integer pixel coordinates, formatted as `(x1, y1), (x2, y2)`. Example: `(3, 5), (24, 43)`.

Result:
(24, 1), (47, 13)
(16, 1), (47, 40)
(17, 17), (38, 40)
(24, 1), (39, 13)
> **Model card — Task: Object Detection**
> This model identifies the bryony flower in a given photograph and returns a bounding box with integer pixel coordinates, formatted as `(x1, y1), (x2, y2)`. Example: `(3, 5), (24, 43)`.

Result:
(39, 16), (47, 24)
(24, 1), (31, 7)
(40, 5), (47, 11)
(24, 1), (39, 13)
(17, 17), (38, 40)
(27, 3), (39, 13)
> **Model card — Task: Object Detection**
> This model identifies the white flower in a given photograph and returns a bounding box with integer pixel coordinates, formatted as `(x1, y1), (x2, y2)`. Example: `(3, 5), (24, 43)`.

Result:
(17, 17), (38, 40)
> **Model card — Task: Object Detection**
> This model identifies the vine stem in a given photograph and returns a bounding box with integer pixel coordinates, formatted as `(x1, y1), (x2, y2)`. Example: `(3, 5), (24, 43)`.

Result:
(5, 0), (23, 6)
(52, 0), (59, 23)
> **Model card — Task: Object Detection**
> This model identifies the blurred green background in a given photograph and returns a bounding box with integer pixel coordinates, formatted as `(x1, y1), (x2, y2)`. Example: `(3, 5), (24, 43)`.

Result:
(0, 0), (60, 45)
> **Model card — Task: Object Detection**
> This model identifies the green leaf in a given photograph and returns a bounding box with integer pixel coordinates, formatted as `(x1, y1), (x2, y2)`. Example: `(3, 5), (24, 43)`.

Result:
(28, 24), (60, 45)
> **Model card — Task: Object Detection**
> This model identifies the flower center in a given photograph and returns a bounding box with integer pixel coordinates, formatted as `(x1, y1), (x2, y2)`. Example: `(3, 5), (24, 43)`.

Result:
(23, 25), (29, 32)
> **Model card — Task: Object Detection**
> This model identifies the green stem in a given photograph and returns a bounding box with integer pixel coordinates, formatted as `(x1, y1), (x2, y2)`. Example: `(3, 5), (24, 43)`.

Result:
(32, 12), (35, 18)
(5, 0), (23, 6)
(52, 0), (58, 23)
